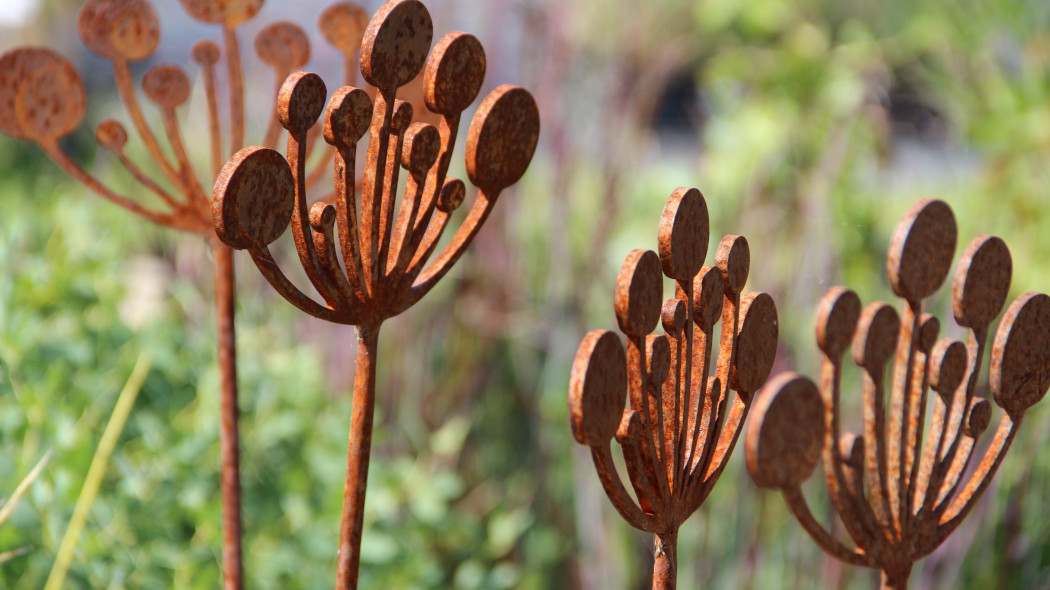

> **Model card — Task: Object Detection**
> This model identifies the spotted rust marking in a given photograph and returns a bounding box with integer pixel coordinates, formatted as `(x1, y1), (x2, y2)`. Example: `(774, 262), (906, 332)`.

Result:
(208, 2), (540, 589)
(256, 22), (312, 72)
(0, 5), (427, 590)
(746, 198), (1050, 589)
(569, 187), (778, 589)
(319, 2), (370, 54)
(0, 48), (84, 142)
(78, 0), (160, 62)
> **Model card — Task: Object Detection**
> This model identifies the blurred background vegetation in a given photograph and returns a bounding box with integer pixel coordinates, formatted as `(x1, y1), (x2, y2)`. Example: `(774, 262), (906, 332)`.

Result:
(1, 0), (1049, 588)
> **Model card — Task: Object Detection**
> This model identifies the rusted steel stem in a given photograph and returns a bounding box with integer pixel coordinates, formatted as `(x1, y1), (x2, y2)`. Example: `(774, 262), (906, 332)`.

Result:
(336, 325), (380, 590)
(223, 24), (245, 157)
(652, 530), (678, 590)
(213, 238), (244, 590)
(880, 567), (911, 590)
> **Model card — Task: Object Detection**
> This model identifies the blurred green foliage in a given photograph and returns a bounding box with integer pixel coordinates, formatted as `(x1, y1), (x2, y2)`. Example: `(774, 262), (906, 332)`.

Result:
(2, 0), (1050, 588)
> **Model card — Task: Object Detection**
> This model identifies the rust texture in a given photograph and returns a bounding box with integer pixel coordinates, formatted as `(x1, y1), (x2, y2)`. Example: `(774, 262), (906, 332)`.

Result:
(0, 2), (390, 588)
(210, 1), (540, 588)
(568, 187), (779, 589)
(745, 199), (1050, 589)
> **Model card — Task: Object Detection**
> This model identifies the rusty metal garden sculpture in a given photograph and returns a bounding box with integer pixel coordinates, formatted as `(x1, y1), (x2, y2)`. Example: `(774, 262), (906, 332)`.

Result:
(210, 1), (540, 588)
(0, 1), (378, 588)
(568, 187), (779, 589)
(745, 199), (1050, 589)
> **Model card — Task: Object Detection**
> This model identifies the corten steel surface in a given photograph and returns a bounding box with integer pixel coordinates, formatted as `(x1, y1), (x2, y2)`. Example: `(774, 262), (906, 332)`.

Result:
(745, 199), (1050, 589)
(210, 1), (540, 588)
(0, 2), (379, 588)
(568, 187), (779, 589)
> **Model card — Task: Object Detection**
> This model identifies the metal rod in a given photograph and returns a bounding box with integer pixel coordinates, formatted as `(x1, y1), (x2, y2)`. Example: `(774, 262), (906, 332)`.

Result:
(652, 530), (678, 590)
(213, 238), (244, 590)
(336, 325), (380, 590)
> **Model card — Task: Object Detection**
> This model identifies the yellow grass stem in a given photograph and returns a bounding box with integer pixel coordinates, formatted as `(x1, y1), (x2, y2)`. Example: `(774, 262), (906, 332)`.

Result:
(43, 353), (151, 590)
(0, 449), (52, 525)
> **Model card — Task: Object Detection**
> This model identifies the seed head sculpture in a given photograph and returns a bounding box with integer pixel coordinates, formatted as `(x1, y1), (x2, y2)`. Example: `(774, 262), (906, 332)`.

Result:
(210, 1), (540, 588)
(745, 199), (1050, 589)
(568, 188), (779, 589)
(0, 1), (380, 587)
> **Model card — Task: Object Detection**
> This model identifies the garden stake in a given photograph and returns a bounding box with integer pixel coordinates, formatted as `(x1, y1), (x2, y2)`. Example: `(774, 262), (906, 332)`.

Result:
(210, 1), (540, 587)
(568, 187), (780, 589)
(745, 199), (1050, 589)
(0, 1), (377, 587)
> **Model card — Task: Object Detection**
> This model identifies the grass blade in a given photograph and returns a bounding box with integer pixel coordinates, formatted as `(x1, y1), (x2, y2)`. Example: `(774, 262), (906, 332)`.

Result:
(0, 449), (52, 526)
(43, 352), (151, 590)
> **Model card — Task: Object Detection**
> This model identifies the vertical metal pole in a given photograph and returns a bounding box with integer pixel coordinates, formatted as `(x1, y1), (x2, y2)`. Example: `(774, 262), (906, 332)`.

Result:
(214, 238), (244, 590)
(335, 324), (380, 590)
(652, 530), (678, 590)
(880, 568), (911, 590)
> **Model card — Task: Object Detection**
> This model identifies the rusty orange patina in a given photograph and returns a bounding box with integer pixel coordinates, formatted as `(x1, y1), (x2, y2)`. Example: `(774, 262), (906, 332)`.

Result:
(746, 199), (1050, 589)
(0, 2), (446, 588)
(211, 1), (539, 588)
(569, 187), (779, 589)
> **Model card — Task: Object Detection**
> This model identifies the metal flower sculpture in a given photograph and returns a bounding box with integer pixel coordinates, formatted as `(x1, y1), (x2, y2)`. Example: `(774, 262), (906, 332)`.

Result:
(210, 1), (540, 587)
(0, 1), (377, 587)
(568, 188), (779, 589)
(745, 199), (1050, 589)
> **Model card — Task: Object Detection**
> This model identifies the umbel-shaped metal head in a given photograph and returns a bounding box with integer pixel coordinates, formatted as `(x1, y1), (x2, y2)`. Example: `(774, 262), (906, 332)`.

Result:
(212, 0), (540, 328)
(745, 199), (1050, 588)
(569, 188), (778, 561)
(0, 0), (381, 234)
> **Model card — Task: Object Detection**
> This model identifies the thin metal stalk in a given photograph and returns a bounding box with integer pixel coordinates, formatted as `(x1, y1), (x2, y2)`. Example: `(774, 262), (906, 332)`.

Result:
(652, 530), (678, 590)
(335, 324), (380, 590)
(213, 239), (244, 590)
(880, 567), (911, 590)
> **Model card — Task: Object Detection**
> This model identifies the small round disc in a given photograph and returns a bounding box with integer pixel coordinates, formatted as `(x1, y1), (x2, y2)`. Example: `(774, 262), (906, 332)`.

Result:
(716, 235), (750, 294)
(212, 146), (295, 250)
(14, 59), (86, 143)
(733, 291), (779, 395)
(569, 330), (628, 447)
(95, 119), (128, 150)
(691, 265), (724, 332)
(952, 235), (1012, 329)
(437, 178), (466, 213)
(319, 2), (369, 53)
(746, 372), (825, 489)
(929, 338), (967, 396)
(142, 64), (191, 109)
(277, 71), (327, 135)
(991, 292), (1050, 416)
(192, 40), (221, 66)
(360, 0), (433, 90)
(852, 302), (900, 372)
(815, 287), (860, 359)
(887, 199), (957, 302)
(465, 85), (540, 193)
(614, 249), (663, 337)
(401, 121), (440, 175)
(423, 32), (485, 116)
(255, 22), (311, 71)
(323, 86), (373, 148)
(78, 0), (160, 61)
(658, 187), (708, 282)
(0, 47), (84, 140)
